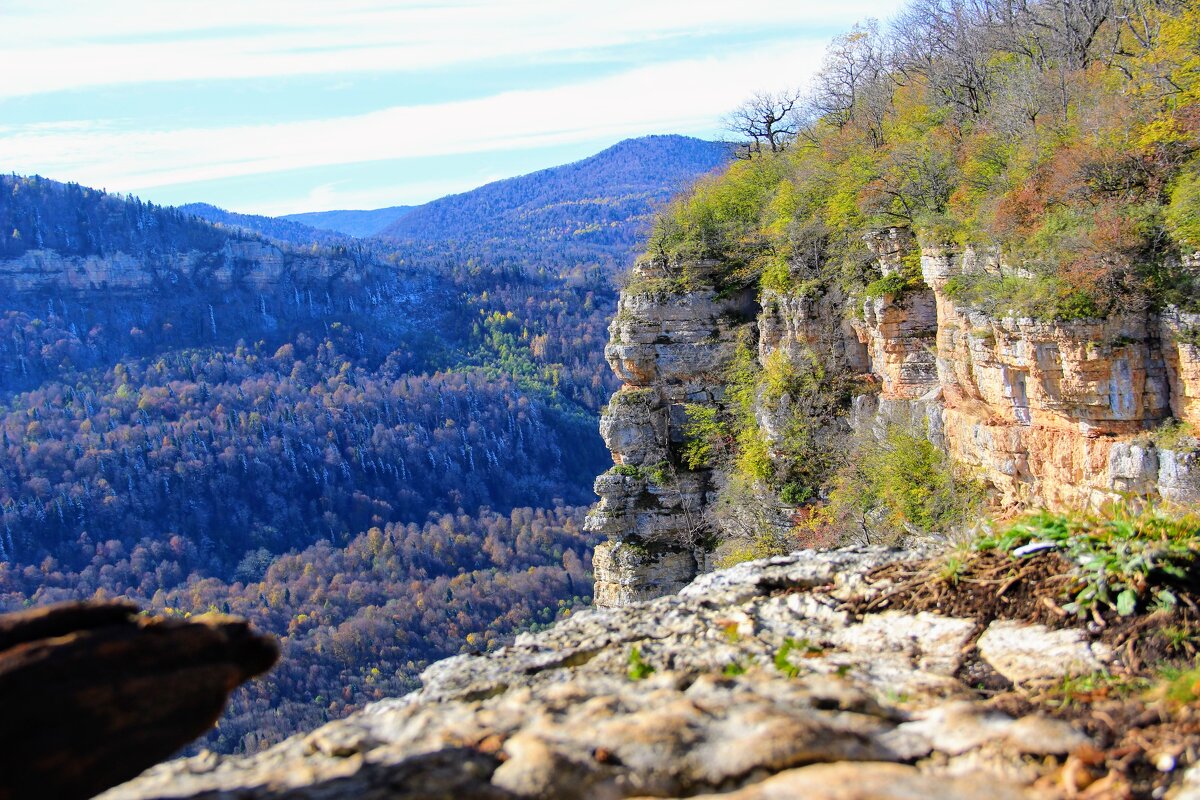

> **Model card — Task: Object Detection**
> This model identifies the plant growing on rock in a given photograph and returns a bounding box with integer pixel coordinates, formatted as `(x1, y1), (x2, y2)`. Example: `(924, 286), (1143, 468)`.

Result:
(1151, 419), (1198, 452)
(808, 424), (984, 545)
(627, 646), (655, 681)
(681, 405), (730, 469)
(979, 506), (1200, 617)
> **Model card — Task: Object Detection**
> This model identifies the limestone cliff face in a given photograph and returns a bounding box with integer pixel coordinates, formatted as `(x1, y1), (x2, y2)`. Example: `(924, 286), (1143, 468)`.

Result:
(590, 238), (1200, 607)
(588, 258), (756, 605)
(0, 241), (363, 294)
(923, 247), (1189, 510)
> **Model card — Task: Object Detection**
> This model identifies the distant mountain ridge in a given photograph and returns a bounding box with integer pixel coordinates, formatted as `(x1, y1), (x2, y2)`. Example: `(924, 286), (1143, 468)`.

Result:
(379, 135), (732, 266)
(194, 136), (729, 252)
(281, 206), (413, 238)
(179, 202), (345, 246)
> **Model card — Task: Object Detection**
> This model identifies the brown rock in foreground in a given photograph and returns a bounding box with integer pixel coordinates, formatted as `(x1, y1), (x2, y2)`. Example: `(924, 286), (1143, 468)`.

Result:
(0, 601), (278, 800)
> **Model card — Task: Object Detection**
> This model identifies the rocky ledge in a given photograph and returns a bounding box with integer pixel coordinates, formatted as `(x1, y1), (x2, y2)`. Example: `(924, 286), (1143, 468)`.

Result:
(104, 547), (1196, 800)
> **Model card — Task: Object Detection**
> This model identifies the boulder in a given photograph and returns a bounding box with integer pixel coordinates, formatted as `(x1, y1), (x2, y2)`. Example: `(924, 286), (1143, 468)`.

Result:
(0, 601), (277, 800)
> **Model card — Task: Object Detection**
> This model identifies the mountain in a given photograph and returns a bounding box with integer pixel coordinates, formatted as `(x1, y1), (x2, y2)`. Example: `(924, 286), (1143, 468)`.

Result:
(179, 202), (345, 246)
(380, 135), (732, 267)
(270, 136), (731, 245)
(281, 206), (414, 238)
(0, 175), (442, 389)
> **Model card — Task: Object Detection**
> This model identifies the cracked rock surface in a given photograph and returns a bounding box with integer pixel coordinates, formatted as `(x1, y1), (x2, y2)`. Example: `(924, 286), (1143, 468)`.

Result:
(105, 547), (1104, 800)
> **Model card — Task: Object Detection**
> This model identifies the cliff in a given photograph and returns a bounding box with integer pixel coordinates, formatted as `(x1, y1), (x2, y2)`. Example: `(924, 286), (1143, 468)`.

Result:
(0, 240), (366, 295)
(588, 239), (1200, 606)
(0, 174), (378, 297)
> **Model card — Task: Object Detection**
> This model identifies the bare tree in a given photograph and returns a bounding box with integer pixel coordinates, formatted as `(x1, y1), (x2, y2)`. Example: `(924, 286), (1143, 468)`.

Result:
(891, 0), (996, 115)
(723, 89), (804, 156)
(813, 20), (889, 138)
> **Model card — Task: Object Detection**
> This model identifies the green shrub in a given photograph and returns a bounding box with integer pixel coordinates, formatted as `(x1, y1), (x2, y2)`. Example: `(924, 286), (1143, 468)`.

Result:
(627, 646), (655, 680)
(761, 263), (824, 299)
(780, 481), (815, 506)
(1166, 160), (1200, 252)
(978, 506), (1200, 617)
(710, 474), (797, 565)
(760, 257), (793, 294)
(646, 461), (672, 485)
(1150, 666), (1200, 707)
(644, 153), (794, 293)
(814, 425), (983, 544)
(681, 404), (728, 469)
(943, 273), (1099, 321)
(724, 334), (774, 483)
(864, 271), (914, 299)
(1152, 419), (1198, 452)
(773, 637), (821, 678)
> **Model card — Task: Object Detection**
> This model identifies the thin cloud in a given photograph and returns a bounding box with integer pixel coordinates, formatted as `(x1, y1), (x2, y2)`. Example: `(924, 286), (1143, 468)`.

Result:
(2, 0), (901, 212)
(2, 0), (890, 98)
(3, 42), (827, 204)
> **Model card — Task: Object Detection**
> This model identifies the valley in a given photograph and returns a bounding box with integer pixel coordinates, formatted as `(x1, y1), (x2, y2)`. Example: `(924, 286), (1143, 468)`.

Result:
(0, 135), (730, 752)
(2, 1), (1199, 795)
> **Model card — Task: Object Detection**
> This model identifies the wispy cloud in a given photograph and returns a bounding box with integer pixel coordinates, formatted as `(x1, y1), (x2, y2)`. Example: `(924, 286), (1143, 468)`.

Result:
(2, 0), (888, 98)
(3, 41), (827, 210)
(1, 0), (900, 212)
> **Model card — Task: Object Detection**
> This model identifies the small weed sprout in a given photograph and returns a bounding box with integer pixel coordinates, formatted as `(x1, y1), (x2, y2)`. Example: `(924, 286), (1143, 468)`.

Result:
(627, 646), (655, 681)
(774, 637), (822, 678)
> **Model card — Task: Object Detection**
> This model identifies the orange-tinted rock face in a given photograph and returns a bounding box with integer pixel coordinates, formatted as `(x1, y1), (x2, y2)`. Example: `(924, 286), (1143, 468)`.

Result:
(1162, 308), (1200, 429)
(917, 245), (1188, 510)
(592, 238), (1199, 606)
(851, 290), (939, 400)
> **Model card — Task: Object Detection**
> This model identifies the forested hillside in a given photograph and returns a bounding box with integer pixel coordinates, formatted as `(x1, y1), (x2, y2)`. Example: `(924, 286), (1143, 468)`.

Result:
(282, 207), (414, 238)
(3, 178), (254, 260)
(0, 134), (726, 752)
(382, 135), (732, 269)
(179, 203), (346, 247)
(649, 1), (1199, 316)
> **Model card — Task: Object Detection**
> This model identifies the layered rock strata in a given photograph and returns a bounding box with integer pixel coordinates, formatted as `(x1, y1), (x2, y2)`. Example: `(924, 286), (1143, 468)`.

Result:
(589, 258), (758, 605)
(105, 547), (1121, 800)
(0, 242), (365, 294)
(591, 241), (1200, 606)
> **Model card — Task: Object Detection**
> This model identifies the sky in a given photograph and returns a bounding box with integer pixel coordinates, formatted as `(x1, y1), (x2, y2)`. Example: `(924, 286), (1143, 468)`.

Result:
(0, 0), (899, 216)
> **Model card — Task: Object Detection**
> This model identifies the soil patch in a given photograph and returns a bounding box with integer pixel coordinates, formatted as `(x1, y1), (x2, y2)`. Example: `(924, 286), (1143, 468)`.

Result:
(843, 549), (1200, 799)
(845, 549), (1200, 670)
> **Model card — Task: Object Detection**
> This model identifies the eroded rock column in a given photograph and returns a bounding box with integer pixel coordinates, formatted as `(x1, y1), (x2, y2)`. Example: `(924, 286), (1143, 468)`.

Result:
(588, 259), (754, 607)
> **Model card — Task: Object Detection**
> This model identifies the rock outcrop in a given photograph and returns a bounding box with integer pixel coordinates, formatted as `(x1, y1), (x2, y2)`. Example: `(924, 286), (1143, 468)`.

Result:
(0, 242), (365, 294)
(105, 547), (1142, 800)
(588, 258), (758, 603)
(0, 601), (277, 800)
(922, 246), (1186, 510)
(590, 240), (1200, 606)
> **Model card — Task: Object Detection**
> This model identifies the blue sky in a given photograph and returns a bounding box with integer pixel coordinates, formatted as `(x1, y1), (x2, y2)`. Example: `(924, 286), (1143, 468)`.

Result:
(1, 0), (899, 215)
